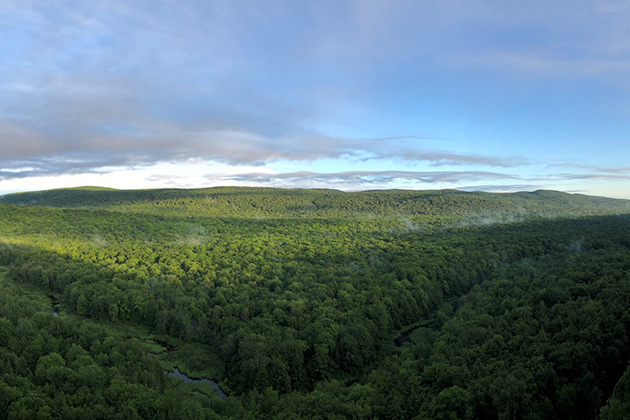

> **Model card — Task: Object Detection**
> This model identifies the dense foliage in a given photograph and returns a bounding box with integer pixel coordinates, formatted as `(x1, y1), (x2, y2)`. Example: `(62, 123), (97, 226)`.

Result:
(0, 267), (226, 420)
(3, 187), (630, 220)
(0, 187), (629, 419)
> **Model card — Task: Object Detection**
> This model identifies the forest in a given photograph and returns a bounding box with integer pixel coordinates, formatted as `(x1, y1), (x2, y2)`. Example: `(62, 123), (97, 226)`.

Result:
(1, 186), (630, 419)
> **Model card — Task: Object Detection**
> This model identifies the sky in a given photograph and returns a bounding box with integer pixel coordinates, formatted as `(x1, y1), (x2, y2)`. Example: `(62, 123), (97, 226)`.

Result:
(1, 0), (629, 198)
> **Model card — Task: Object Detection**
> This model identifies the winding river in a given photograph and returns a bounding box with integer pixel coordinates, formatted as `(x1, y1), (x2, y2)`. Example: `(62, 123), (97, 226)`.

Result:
(165, 367), (227, 399)
(42, 294), (226, 399)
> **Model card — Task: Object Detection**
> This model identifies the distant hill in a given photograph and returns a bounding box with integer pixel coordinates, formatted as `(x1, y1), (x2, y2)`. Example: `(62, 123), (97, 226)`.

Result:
(2, 187), (630, 222)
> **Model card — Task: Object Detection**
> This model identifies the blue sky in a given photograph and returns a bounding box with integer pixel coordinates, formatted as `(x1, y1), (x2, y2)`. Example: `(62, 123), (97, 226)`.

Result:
(1, 0), (629, 198)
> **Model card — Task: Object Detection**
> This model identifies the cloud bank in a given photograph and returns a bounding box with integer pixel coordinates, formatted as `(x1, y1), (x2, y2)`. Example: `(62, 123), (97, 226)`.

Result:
(1, 1), (629, 198)
(201, 170), (521, 191)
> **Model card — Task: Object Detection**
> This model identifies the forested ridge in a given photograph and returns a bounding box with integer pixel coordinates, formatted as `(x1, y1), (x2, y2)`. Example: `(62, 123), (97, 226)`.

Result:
(1, 187), (630, 419)
(4, 187), (630, 220)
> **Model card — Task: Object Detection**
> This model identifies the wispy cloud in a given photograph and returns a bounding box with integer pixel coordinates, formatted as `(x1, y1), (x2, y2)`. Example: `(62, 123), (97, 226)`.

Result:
(549, 173), (630, 181)
(457, 184), (543, 193)
(444, 53), (630, 89)
(206, 170), (520, 190)
(545, 163), (630, 175)
(370, 150), (526, 168)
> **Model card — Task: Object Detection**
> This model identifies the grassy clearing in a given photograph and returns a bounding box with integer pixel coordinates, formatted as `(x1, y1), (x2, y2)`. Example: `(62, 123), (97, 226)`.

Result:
(154, 338), (226, 386)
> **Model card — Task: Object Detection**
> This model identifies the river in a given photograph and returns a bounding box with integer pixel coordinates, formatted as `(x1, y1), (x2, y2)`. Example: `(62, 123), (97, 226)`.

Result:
(165, 367), (227, 399)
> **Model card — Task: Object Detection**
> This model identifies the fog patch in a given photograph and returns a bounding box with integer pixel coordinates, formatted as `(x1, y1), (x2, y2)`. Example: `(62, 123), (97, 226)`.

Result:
(566, 237), (585, 252)
(457, 213), (524, 228)
(176, 224), (208, 246)
(92, 234), (109, 247)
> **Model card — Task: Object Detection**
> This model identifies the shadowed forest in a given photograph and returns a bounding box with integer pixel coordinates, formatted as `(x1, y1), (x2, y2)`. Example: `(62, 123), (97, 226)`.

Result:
(1, 187), (630, 419)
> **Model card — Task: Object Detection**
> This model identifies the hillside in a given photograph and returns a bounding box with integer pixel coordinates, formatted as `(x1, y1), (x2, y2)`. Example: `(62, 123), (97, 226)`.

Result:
(0, 187), (629, 419)
(3, 187), (630, 221)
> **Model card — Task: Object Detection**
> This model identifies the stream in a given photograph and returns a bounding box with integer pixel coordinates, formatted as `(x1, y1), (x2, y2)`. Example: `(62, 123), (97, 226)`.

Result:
(394, 298), (460, 346)
(43, 294), (227, 399)
(394, 320), (435, 346)
(48, 295), (59, 317)
(165, 367), (227, 399)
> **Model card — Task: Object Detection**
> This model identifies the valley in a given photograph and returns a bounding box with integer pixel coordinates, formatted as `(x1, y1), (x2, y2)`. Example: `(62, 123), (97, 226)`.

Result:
(0, 187), (629, 419)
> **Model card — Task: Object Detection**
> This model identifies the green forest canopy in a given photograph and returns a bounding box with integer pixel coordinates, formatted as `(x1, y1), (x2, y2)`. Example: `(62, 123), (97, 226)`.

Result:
(1, 187), (630, 419)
